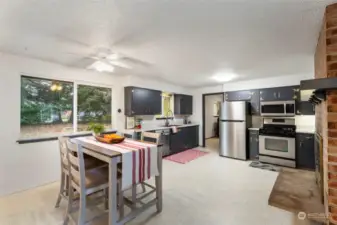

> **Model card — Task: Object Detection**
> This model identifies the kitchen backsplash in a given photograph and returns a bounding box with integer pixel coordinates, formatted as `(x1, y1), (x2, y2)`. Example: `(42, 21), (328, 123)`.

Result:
(128, 115), (189, 130)
(251, 115), (315, 129)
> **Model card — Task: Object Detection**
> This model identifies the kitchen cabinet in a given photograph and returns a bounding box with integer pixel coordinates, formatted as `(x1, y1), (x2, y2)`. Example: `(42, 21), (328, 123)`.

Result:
(294, 87), (315, 115)
(260, 86), (299, 101)
(296, 133), (315, 170)
(249, 129), (259, 160)
(174, 94), (193, 115)
(169, 125), (199, 154)
(225, 90), (260, 115)
(296, 102), (315, 115)
(225, 90), (252, 101)
(124, 86), (162, 116)
(250, 90), (260, 115)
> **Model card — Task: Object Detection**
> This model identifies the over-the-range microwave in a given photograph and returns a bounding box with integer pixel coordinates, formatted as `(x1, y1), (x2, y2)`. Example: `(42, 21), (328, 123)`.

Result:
(260, 100), (295, 117)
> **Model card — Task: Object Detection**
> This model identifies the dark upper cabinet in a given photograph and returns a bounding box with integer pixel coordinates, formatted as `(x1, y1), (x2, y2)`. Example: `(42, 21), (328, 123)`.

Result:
(225, 90), (252, 101)
(297, 102), (315, 115)
(293, 85), (315, 115)
(174, 94), (193, 115)
(249, 130), (259, 160)
(260, 86), (298, 102)
(124, 86), (162, 116)
(250, 90), (260, 115)
(225, 90), (259, 115)
(296, 133), (315, 170)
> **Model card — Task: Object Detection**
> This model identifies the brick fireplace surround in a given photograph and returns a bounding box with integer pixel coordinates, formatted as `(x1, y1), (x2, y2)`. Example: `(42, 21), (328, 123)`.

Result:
(315, 3), (337, 224)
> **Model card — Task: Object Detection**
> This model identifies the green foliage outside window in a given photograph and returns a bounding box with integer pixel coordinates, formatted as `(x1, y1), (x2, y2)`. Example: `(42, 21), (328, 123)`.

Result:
(21, 76), (112, 132)
(21, 76), (73, 125)
(77, 84), (112, 124)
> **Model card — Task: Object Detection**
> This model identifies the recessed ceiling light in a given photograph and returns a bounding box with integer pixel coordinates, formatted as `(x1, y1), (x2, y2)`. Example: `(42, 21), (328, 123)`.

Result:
(87, 61), (115, 73)
(212, 72), (237, 82)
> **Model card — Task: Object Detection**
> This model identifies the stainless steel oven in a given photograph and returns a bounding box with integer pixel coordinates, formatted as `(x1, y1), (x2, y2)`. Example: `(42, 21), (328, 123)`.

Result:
(258, 118), (296, 168)
(260, 100), (295, 117)
(259, 135), (295, 158)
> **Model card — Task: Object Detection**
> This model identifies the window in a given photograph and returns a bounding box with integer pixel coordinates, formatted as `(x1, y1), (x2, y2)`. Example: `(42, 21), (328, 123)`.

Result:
(20, 76), (112, 138)
(77, 84), (112, 132)
(156, 92), (174, 118)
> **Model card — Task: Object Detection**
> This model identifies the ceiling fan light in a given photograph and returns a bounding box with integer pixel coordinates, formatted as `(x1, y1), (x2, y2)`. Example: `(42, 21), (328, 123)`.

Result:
(88, 61), (115, 73)
(107, 53), (119, 61)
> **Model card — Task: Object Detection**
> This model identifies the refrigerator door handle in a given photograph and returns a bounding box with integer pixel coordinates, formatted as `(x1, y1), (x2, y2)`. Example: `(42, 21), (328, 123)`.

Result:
(220, 120), (245, 122)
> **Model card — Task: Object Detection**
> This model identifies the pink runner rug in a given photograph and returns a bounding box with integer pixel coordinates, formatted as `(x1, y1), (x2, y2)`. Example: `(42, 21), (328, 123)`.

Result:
(164, 149), (209, 164)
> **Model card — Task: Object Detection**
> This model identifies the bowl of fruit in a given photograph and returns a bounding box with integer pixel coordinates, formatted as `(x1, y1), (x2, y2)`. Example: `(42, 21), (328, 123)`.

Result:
(94, 133), (125, 144)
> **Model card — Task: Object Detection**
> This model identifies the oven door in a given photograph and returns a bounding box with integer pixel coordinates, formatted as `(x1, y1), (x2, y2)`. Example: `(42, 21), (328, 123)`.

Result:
(259, 135), (295, 159)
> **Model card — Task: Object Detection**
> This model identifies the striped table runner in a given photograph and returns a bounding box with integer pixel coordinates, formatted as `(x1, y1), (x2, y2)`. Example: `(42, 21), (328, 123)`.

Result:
(75, 137), (159, 190)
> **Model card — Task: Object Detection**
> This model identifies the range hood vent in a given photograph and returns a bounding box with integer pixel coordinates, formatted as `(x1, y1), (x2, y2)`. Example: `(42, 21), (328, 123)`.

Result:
(300, 77), (337, 105)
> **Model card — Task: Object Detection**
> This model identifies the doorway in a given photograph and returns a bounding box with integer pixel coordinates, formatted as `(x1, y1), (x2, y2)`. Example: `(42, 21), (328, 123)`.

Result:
(202, 93), (224, 152)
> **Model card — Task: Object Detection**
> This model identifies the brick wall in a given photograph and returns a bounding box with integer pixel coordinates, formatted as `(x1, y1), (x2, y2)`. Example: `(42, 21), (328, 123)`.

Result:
(316, 3), (337, 224)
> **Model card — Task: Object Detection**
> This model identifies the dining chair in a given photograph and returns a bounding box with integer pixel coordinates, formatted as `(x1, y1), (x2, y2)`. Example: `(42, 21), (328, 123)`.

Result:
(129, 132), (161, 201)
(124, 131), (162, 212)
(55, 137), (108, 208)
(141, 132), (161, 145)
(63, 139), (124, 225)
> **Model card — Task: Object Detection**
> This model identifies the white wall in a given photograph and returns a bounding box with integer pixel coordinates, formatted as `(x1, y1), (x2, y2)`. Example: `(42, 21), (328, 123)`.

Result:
(222, 74), (313, 92)
(0, 52), (189, 196)
(205, 94), (223, 138)
(191, 73), (314, 146)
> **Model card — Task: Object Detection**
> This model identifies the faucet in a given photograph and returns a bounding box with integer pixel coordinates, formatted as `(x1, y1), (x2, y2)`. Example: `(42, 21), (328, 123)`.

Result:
(165, 109), (174, 127)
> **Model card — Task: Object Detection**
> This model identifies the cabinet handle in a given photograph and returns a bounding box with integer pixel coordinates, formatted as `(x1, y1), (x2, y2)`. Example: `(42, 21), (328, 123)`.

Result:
(300, 142), (302, 148)
(250, 137), (252, 142)
(278, 92), (281, 98)
(273, 92), (276, 98)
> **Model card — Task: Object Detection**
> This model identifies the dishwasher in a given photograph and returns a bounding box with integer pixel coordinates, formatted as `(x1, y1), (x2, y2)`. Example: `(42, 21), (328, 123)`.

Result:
(155, 129), (171, 157)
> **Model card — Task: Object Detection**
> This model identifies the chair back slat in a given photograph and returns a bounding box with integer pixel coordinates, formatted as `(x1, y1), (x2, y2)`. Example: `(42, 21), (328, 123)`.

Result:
(65, 139), (86, 194)
(70, 166), (81, 184)
(118, 130), (135, 139)
(141, 132), (161, 145)
(58, 137), (69, 167)
(68, 153), (79, 167)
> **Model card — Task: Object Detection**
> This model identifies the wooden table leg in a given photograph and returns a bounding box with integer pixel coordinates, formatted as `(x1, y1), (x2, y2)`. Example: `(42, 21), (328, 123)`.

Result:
(109, 157), (118, 225)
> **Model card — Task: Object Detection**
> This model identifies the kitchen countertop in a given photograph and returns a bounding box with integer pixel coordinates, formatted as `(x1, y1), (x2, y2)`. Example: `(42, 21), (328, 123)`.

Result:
(126, 124), (199, 133)
(248, 127), (260, 131)
(296, 126), (315, 134)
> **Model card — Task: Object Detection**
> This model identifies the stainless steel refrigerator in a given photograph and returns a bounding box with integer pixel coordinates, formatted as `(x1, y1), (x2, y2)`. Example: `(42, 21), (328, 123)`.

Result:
(219, 101), (251, 160)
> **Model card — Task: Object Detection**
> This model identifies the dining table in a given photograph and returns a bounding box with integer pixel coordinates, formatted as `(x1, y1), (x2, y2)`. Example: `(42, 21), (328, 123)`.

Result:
(72, 136), (163, 225)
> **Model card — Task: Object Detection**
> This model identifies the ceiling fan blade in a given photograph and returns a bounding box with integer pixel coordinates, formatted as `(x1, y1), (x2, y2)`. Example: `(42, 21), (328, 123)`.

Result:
(108, 60), (132, 69)
(122, 56), (152, 67)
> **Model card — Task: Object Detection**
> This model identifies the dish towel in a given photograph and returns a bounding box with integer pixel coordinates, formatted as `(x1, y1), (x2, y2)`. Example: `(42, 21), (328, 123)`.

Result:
(74, 137), (159, 190)
(171, 126), (178, 134)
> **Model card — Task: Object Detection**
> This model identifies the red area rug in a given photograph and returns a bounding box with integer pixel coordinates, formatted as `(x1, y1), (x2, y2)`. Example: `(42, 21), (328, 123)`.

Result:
(164, 149), (209, 164)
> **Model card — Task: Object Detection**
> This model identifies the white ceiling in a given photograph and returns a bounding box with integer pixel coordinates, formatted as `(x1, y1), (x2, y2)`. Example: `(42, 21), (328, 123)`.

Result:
(0, 0), (335, 87)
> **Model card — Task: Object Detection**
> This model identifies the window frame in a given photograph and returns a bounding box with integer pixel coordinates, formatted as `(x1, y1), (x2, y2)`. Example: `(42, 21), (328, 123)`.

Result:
(19, 75), (114, 140)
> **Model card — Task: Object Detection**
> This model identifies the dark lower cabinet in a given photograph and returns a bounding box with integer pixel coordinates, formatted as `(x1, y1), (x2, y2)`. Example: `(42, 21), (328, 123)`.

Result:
(249, 130), (259, 160)
(169, 125), (199, 154)
(296, 133), (315, 170)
